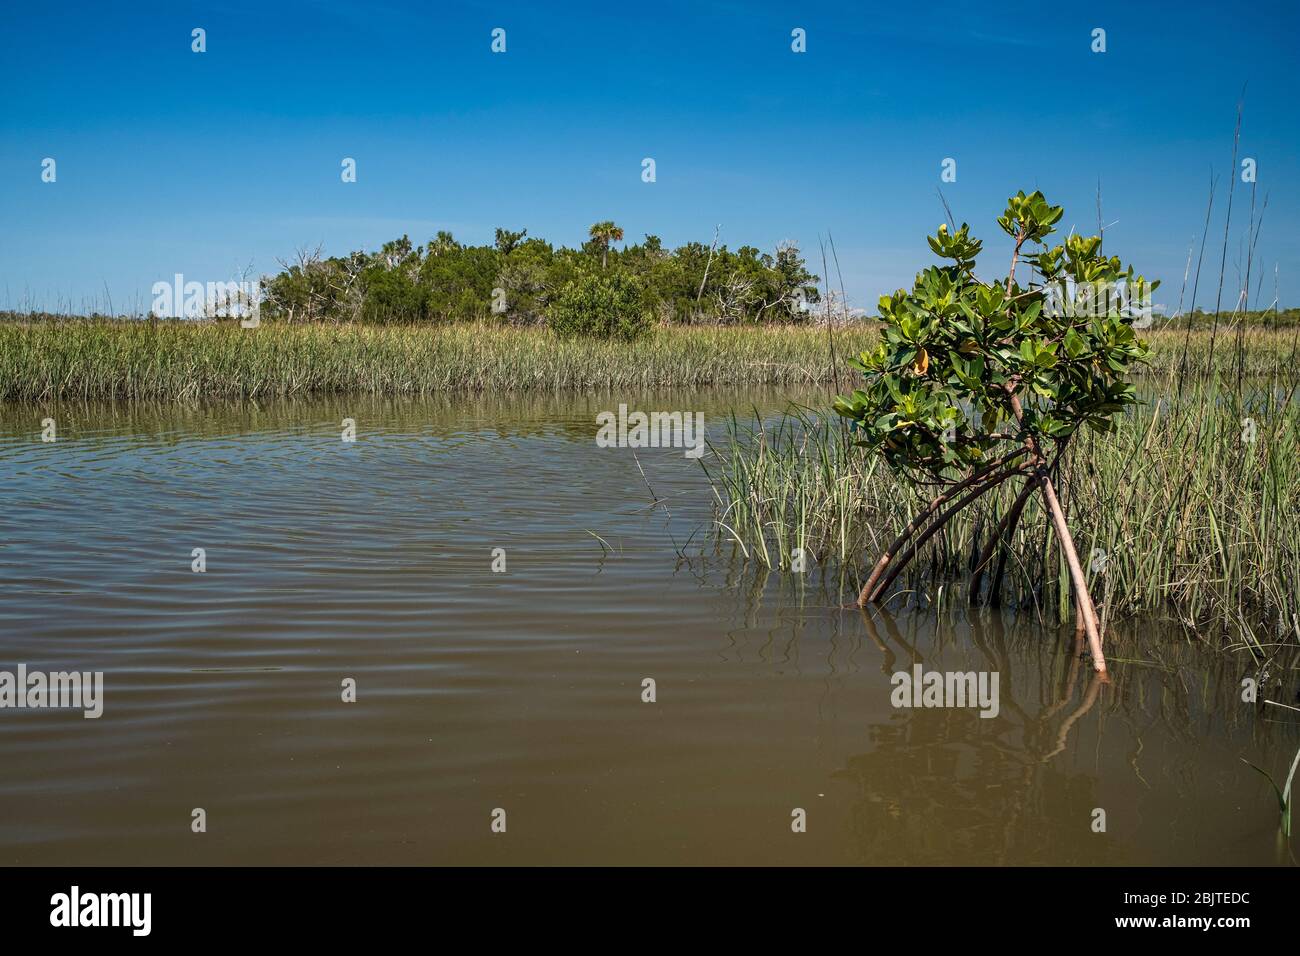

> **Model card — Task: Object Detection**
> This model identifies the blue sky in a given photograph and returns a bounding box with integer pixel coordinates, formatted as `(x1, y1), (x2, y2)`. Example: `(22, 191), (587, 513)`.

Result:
(2, 0), (1297, 313)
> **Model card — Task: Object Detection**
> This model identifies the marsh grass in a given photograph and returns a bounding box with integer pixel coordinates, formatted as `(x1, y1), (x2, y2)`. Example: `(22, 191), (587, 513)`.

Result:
(704, 362), (1300, 656)
(0, 318), (881, 400)
(1, 317), (1297, 400)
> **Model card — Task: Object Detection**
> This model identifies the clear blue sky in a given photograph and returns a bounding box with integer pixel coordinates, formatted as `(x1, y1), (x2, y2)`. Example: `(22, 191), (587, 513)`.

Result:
(2, 0), (1297, 314)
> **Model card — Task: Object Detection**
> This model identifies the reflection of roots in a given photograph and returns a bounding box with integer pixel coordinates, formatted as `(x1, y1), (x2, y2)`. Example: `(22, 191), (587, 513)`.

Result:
(860, 609), (1106, 764)
(848, 608), (1113, 864)
(1039, 632), (1107, 761)
(1041, 670), (1105, 761)
(1040, 632), (1085, 724)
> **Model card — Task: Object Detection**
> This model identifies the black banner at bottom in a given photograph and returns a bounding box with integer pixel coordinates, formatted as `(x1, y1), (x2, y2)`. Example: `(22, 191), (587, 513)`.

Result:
(0, 866), (1284, 942)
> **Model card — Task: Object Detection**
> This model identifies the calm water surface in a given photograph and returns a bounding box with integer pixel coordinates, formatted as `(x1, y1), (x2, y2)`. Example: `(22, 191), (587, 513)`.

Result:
(0, 390), (1294, 865)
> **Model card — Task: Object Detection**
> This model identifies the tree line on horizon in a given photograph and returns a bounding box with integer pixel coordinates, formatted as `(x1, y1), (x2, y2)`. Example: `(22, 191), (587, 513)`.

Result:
(258, 221), (825, 330)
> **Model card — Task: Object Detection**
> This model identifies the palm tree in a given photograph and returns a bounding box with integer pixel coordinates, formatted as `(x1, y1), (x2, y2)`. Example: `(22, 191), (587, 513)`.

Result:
(428, 231), (458, 257)
(588, 221), (624, 269)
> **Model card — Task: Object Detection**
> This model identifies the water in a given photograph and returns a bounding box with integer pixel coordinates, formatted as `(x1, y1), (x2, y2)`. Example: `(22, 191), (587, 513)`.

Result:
(0, 390), (1294, 865)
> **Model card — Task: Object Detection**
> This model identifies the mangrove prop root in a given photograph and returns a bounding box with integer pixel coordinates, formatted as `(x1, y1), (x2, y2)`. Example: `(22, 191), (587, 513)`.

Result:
(970, 476), (1035, 603)
(866, 465), (1028, 605)
(1001, 388), (1104, 667)
(856, 448), (1030, 607)
(1038, 472), (1107, 677)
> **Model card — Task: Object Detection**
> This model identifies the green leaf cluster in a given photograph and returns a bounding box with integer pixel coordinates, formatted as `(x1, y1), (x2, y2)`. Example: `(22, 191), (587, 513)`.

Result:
(834, 191), (1153, 481)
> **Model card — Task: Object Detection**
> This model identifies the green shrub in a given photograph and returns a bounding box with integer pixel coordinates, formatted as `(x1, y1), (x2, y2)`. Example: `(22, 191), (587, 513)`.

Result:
(547, 271), (649, 340)
(360, 267), (428, 322)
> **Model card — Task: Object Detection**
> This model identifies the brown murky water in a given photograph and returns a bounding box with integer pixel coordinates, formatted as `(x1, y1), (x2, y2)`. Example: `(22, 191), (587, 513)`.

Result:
(0, 390), (1295, 865)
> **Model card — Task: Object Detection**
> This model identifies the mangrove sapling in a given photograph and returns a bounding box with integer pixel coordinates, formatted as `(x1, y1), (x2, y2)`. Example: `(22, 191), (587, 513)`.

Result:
(834, 191), (1156, 676)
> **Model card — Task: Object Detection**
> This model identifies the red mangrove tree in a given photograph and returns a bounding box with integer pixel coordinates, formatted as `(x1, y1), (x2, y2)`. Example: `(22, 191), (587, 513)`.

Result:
(834, 191), (1156, 677)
